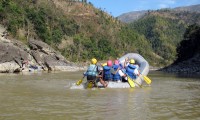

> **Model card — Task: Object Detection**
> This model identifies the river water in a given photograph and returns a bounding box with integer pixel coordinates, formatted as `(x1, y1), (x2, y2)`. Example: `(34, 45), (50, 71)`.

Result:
(0, 71), (200, 120)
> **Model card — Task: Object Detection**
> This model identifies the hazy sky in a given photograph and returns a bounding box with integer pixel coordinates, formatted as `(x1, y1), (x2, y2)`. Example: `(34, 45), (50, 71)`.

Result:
(88, 0), (200, 17)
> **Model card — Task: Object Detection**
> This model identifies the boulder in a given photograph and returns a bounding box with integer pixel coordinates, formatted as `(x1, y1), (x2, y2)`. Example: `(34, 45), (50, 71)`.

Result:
(0, 61), (20, 73)
(0, 41), (29, 67)
(28, 39), (75, 71)
(0, 33), (84, 73)
(29, 38), (55, 55)
(161, 54), (200, 74)
(30, 50), (44, 66)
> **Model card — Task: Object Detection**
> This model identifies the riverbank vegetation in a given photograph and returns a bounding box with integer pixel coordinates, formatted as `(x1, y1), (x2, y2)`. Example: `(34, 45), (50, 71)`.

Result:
(175, 24), (200, 63)
(0, 0), (155, 63)
(160, 24), (200, 74)
(0, 0), (200, 68)
(129, 10), (200, 65)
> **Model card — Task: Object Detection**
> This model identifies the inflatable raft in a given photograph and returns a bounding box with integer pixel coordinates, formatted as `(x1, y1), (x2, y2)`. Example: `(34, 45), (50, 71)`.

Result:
(71, 53), (149, 89)
(104, 53), (149, 88)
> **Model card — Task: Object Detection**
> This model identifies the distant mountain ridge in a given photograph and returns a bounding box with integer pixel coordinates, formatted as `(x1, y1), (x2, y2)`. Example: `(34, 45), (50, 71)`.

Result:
(118, 4), (200, 23)
(117, 10), (147, 23)
(174, 4), (200, 13)
(127, 6), (200, 66)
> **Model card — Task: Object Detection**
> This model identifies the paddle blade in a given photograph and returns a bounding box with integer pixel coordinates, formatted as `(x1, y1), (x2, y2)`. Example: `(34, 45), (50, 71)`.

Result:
(76, 79), (83, 85)
(143, 76), (151, 85)
(127, 76), (135, 88)
(87, 82), (93, 88)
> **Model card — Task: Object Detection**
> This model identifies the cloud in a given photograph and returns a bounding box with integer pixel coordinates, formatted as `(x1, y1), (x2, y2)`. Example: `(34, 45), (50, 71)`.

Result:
(167, 0), (176, 4)
(158, 0), (176, 9)
(136, 0), (177, 10)
(159, 4), (168, 8)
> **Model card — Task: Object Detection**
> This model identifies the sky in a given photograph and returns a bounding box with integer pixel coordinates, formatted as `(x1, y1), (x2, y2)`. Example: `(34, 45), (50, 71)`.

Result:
(88, 0), (200, 17)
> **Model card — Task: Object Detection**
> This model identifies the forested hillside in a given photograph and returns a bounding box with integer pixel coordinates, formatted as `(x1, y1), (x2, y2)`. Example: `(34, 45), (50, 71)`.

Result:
(0, 0), (156, 65)
(129, 9), (200, 66)
(175, 24), (200, 63)
(174, 4), (200, 13)
(117, 10), (147, 23)
(1, 0), (200, 67)
(118, 4), (200, 23)
(161, 24), (200, 74)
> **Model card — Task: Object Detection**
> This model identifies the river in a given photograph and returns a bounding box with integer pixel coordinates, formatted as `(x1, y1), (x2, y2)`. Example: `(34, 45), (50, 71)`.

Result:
(0, 71), (200, 120)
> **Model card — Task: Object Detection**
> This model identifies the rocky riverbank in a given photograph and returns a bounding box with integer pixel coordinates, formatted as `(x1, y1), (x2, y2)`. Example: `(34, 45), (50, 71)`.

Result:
(159, 54), (200, 74)
(0, 26), (86, 73)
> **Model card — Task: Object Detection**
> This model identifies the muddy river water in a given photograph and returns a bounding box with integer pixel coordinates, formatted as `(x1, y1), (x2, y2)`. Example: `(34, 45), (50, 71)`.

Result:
(0, 71), (200, 120)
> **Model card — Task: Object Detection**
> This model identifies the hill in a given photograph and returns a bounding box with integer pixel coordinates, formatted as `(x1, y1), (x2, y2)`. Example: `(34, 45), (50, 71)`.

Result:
(1, 1), (200, 73)
(117, 10), (147, 23)
(161, 24), (200, 74)
(129, 9), (200, 66)
(0, 0), (156, 65)
(118, 4), (200, 23)
(174, 4), (200, 13)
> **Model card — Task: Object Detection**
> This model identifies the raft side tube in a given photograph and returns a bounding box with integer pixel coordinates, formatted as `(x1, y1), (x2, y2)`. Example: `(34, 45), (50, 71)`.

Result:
(118, 53), (149, 76)
(70, 53), (150, 89)
(118, 53), (149, 86)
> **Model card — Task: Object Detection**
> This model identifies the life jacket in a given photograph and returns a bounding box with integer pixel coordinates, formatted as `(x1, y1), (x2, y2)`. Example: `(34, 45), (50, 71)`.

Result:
(119, 63), (123, 69)
(103, 66), (112, 80)
(126, 64), (137, 79)
(86, 64), (98, 76)
(112, 65), (121, 81)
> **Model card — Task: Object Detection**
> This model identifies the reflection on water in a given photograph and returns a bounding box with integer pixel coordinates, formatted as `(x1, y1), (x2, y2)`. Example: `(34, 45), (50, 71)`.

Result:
(0, 71), (200, 120)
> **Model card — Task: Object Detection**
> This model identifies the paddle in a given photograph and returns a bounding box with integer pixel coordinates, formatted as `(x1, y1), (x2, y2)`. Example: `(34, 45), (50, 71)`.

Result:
(87, 81), (94, 88)
(127, 75), (142, 88)
(137, 71), (151, 85)
(76, 76), (85, 86)
(143, 75), (151, 84)
(126, 73), (142, 88)
(140, 74), (151, 85)
(127, 75), (135, 88)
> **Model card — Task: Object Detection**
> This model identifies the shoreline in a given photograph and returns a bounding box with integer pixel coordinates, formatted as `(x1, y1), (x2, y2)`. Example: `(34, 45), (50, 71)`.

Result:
(158, 54), (200, 75)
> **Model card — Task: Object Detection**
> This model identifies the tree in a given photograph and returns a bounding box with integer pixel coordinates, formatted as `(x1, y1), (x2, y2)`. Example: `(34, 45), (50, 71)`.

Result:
(175, 24), (200, 63)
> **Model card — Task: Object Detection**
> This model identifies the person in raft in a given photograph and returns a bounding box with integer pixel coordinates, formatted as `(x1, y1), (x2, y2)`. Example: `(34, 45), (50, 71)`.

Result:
(124, 58), (139, 69)
(84, 58), (99, 87)
(96, 65), (108, 87)
(103, 60), (113, 81)
(124, 59), (140, 80)
(111, 60), (127, 82)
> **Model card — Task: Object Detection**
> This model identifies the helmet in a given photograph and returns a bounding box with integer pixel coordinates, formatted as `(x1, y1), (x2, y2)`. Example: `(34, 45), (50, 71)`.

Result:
(102, 63), (107, 67)
(91, 58), (97, 64)
(114, 60), (119, 65)
(107, 60), (113, 67)
(130, 59), (135, 64)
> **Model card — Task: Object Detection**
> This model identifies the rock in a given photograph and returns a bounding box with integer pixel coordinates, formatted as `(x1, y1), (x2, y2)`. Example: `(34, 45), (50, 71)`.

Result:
(28, 39), (76, 71)
(44, 55), (67, 71)
(0, 41), (29, 66)
(0, 30), (84, 73)
(28, 38), (55, 55)
(0, 61), (20, 73)
(160, 54), (200, 74)
(30, 50), (44, 66)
